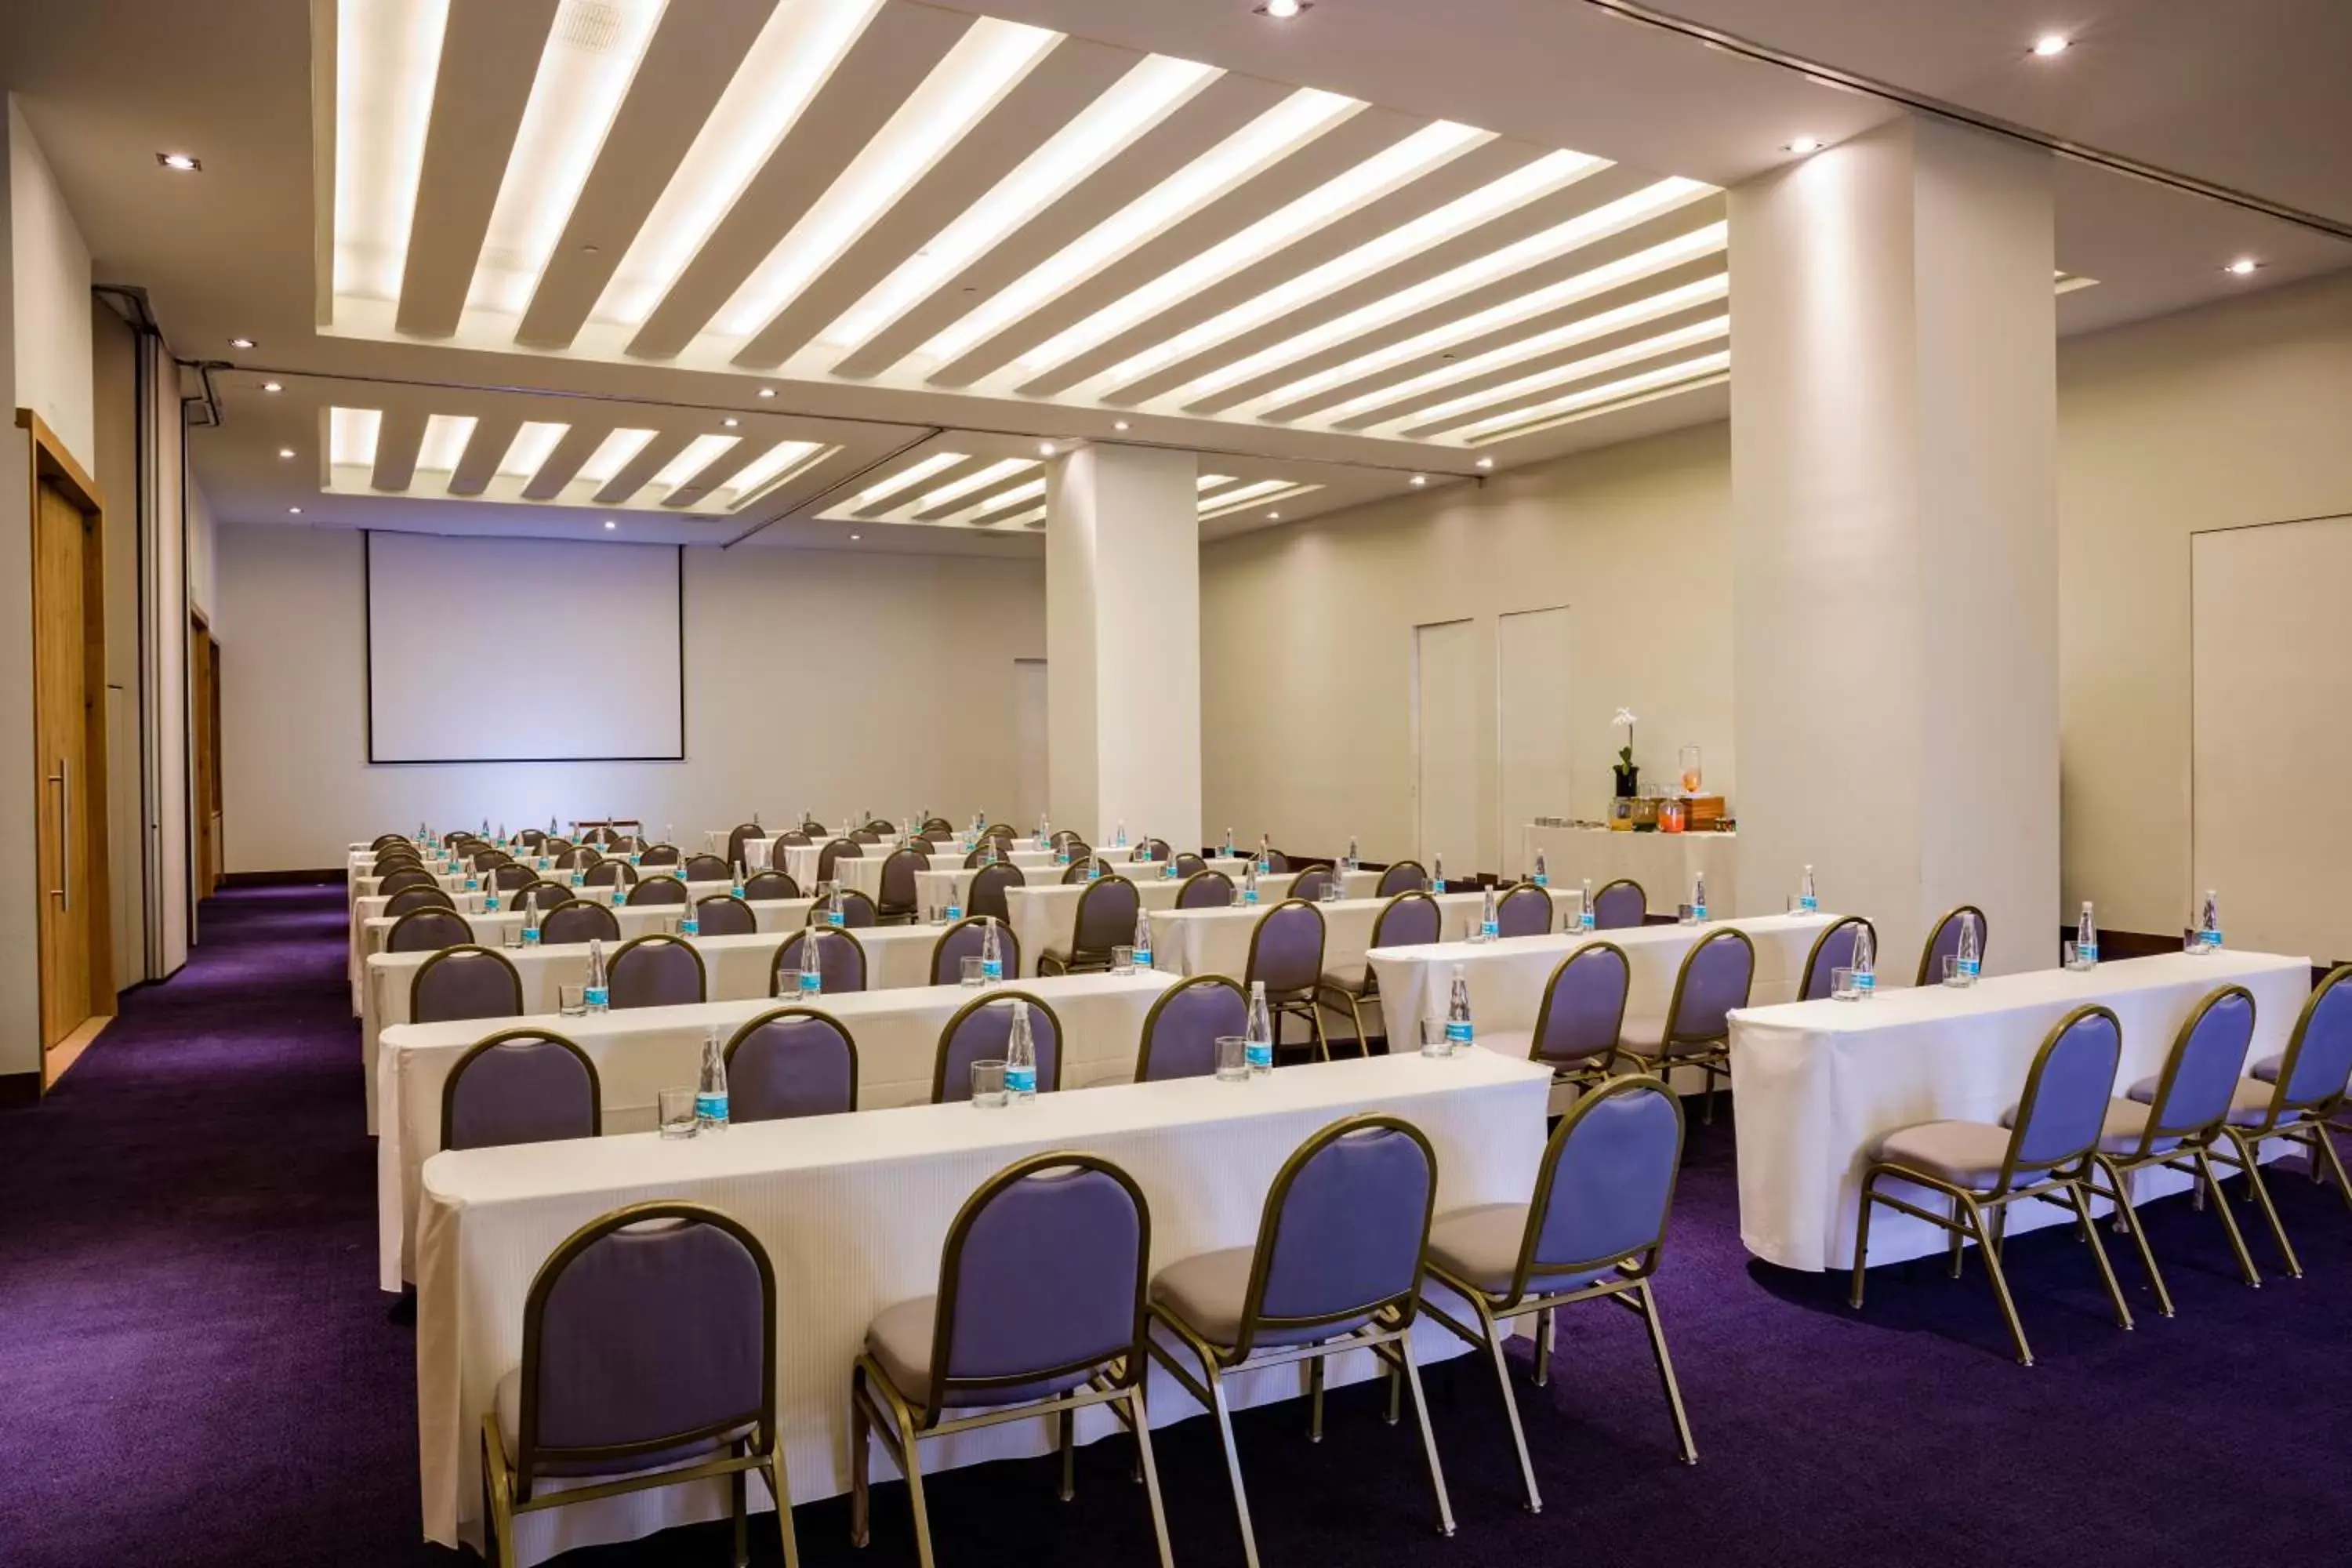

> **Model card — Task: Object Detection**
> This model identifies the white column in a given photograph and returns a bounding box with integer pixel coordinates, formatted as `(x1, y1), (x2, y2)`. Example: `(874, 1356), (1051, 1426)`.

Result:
(1045, 443), (1202, 848)
(1731, 115), (2059, 975)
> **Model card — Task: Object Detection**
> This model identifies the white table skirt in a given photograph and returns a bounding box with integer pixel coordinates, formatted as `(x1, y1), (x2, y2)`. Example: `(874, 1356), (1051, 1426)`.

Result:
(380, 970), (1180, 1294)
(351, 887), (753, 1012)
(1519, 824), (1741, 915)
(1147, 892), (1490, 1040)
(1729, 949), (2314, 1272)
(413, 1048), (1551, 1561)
(1004, 870), (1302, 975)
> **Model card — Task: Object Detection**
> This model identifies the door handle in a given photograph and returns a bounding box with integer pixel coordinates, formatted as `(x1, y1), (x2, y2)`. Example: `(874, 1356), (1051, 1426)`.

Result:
(47, 760), (68, 910)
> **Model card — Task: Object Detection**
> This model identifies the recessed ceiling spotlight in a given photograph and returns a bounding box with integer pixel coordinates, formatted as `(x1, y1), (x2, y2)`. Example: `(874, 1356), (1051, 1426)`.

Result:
(722, 416), (739, 427)
(1256, 0), (1309, 16)
(1784, 136), (1824, 154)
(1410, 474), (1427, 486)
(2225, 257), (2260, 276)
(229, 337), (255, 350)
(849, 533), (861, 540)
(757, 387), (776, 399)
(278, 447), (296, 460)
(1267, 510), (1281, 520)
(1475, 456), (1494, 469)
(156, 152), (201, 172)
(1039, 442), (1057, 456)
(1113, 420), (1130, 431)
(287, 506), (302, 515)
(2031, 34), (2070, 56)
(262, 381), (282, 394)
(603, 519), (617, 530)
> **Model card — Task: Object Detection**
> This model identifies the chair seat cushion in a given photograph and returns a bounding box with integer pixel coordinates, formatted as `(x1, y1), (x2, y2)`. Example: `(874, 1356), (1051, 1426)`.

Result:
(1996, 1098), (2183, 1156)
(1872, 1120), (2025, 1190)
(865, 1296), (1100, 1410)
(1150, 1247), (1367, 1351)
(2249, 1054), (2282, 1083)
(2127, 1073), (2278, 1127)
(493, 1368), (747, 1479)
(1425, 1203), (1617, 1301)
(1318, 966), (1370, 996)
(1617, 1015), (1720, 1061)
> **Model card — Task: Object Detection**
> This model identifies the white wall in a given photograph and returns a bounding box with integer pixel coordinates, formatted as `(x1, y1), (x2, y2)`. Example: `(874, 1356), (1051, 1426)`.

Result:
(1200, 422), (1733, 873)
(217, 526), (1047, 869)
(9, 97), (91, 470)
(187, 476), (218, 626)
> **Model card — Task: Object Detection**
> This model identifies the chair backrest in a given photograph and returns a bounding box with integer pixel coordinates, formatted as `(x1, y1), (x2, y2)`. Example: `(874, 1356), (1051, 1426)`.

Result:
(1135, 976), (1247, 1081)
(963, 844), (998, 869)
(388, 906), (474, 953)
(441, 1029), (601, 1151)
(541, 899), (622, 945)
(1800, 916), (1876, 1001)
(1664, 929), (1755, 1044)
(637, 844), (681, 868)
(1591, 878), (1646, 930)
(1061, 857), (1105, 885)
(743, 869), (800, 902)
(694, 894), (757, 937)
(583, 859), (635, 888)
(1245, 899), (1325, 995)
(558, 846), (601, 870)
(1288, 865), (1334, 902)
(1496, 883), (1552, 938)
(1050, 829), (1083, 849)
(879, 848), (924, 911)
(1240, 1116), (1436, 1356)
(800, 819), (827, 837)
(1915, 905), (1988, 988)
(2002, 1004), (2124, 1180)
(681, 854), (730, 883)
(608, 935), (706, 1009)
(1370, 891), (1442, 949)
(922, 817), (955, 835)
(724, 1007), (858, 1121)
(378, 866), (437, 896)
(386, 884), (456, 917)
(371, 833), (409, 851)
(969, 862), (1025, 924)
(771, 927), (867, 994)
(933, 992), (1063, 1102)
(516, 880), (572, 915)
(514, 1203), (773, 1488)
(851, 829), (883, 847)
(1070, 877), (1141, 954)
(373, 853), (425, 875)
(411, 946), (523, 1025)
(2139, 985), (2258, 1141)
(817, 839), (862, 882)
(726, 823), (764, 866)
(1376, 860), (1428, 896)
(931, 916), (1019, 985)
(517, 829), (546, 848)
(1141, 837), (1174, 862)
(809, 888), (878, 928)
(1517, 1076), (1683, 1295)
(626, 874), (689, 907)
(920, 1154), (1149, 1414)
(1531, 943), (1630, 1068)
(777, 830), (813, 848)
(473, 848), (515, 869)
(488, 862), (535, 891)
(543, 838), (575, 857)
(2263, 964), (2352, 1116)
(1177, 869), (1233, 909)
(1165, 851), (1203, 877)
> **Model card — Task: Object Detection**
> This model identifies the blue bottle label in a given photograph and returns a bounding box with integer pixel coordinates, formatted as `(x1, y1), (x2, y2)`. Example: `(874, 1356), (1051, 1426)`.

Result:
(571, 873), (584, 887)
(799, 971), (822, 994)
(1480, 920), (1499, 940)
(827, 910), (845, 927)
(982, 959), (1003, 982)
(2078, 942), (2097, 964)
(629, 853), (641, 866)
(612, 888), (626, 906)
(1057, 851), (1069, 865)
(1581, 912), (1595, 931)
(1693, 904), (1708, 921)
(583, 985), (609, 1009)
(694, 1093), (727, 1124)
(1005, 1065), (1036, 1095)
(521, 927), (540, 945)
(1960, 958), (1980, 978)
(1532, 873), (1547, 887)
(1245, 1041), (1272, 1070)
(1433, 878), (1445, 893)
(538, 857), (550, 870)
(1445, 1020), (1474, 1045)
(2201, 929), (2223, 949)
(1135, 945), (1152, 968)
(1855, 971), (1875, 994)
(1801, 895), (1819, 913)
(681, 918), (699, 937)
(1243, 889), (1258, 904)
(1163, 862), (1177, 879)
(945, 904), (963, 920)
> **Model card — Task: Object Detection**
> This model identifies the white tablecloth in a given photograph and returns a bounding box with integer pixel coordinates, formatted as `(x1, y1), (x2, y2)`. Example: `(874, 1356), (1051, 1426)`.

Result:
(413, 1047), (1550, 1561)
(350, 887), (749, 1011)
(1729, 949), (2314, 1272)
(1002, 869), (1289, 974)
(380, 969), (1181, 1294)
(1519, 824), (1741, 915)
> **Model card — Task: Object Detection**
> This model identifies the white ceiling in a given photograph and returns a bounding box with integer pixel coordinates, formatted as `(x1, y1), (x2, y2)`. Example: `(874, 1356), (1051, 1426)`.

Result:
(2, 0), (2344, 550)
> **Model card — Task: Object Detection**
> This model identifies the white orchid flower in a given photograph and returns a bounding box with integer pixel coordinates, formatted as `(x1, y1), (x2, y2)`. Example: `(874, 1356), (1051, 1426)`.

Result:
(1612, 708), (1639, 729)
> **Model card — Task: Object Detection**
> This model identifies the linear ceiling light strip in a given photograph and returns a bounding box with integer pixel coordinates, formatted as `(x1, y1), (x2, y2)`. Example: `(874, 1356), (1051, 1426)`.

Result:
(333, 0), (452, 303)
(1381, 315), (1730, 434)
(1454, 349), (1730, 441)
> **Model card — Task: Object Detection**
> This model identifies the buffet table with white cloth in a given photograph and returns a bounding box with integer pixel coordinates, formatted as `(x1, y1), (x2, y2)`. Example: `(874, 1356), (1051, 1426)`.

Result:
(379, 969), (1181, 1293)
(412, 1047), (1552, 1562)
(1519, 824), (1741, 915)
(1729, 949), (2314, 1272)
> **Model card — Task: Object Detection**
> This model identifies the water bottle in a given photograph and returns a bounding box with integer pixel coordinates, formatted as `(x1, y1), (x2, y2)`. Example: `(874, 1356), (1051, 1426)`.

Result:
(1037, 811), (1050, 844)
(1692, 872), (1708, 923)
(1243, 860), (1260, 905)
(1224, 826), (1236, 857)
(1003, 1000), (1040, 1102)
(547, 815), (556, 837)
(1057, 839), (1072, 866)
(681, 901), (700, 938)
(1477, 885), (1499, 942)
(585, 939), (610, 1013)
(980, 918), (1004, 984)
(1258, 835), (1272, 873)
(570, 865), (586, 888)
(753, 810), (762, 830)
(1531, 848), (1548, 887)
(1801, 864), (1819, 915)
(1345, 835), (1359, 870)
(1244, 982), (1274, 1076)
(731, 861), (746, 898)
(798, 931), (825, 996)
(1579, 877), (1596, 931)
(480, 817), (489, 837)
(1432, 852), (1446, 894)
(482, 876), (500, 914)
(1163, 857), (1178, 880)
(1852, 923), (1876, 994)
(826, 882), (847, 928)
(1445, 964), (1474, 1053)
(1116, 820), (1127, 848)
(2197, 889), (2223, 953)
(463, 862), (480, 893)
(945, 888), (964, 920)
(521, 891), (540, 946)
(1087, 857), (1102, 882)
(1957, 910), (1981, 982)
(609, 879), (627, 909)
(695, 1025), (729, 1133)
(2075, 902), (2099, 967)
(1133, 907), (1153, 971)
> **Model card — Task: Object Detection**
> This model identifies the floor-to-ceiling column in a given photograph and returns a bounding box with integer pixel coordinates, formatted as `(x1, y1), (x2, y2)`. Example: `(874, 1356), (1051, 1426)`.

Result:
(1044, 442), (1202, 849)
(1732, 114), (2059, 976)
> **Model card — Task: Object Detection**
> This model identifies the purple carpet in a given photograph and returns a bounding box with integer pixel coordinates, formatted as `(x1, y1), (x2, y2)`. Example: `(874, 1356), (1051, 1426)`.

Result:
(4, 881), (2349, 1567)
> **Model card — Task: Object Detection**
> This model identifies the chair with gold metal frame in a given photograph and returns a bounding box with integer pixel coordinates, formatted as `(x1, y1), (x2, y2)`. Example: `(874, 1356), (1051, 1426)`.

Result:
(1245, 898), (1329, 1061)
(1614, 927), (1754, 1124)
(1915, 904), (1988, 988)
(582, 858), (636, 889)
(931, 991), (1063, 1103)
(1851, 1004), (2134, 1365)
(539, 898), (620, 946)
(488, 862), (535, 891)
(852, 1153), (1173, 1568)
(1421, 1075), (1694, 1513)
(743, 869), (800, 902)
(928, 916), (1018, 986)
(388, 906), (474, 953)
(1171, 851), (1208, 878)
(441, 1029), (601, 1152)
(1040, 877), (1140, 975)
(799, 818), (828, 837)
(370, 832), (411, 852)
(1314, 891), (1441, 1057)
(684, 853), (731, 883)
(817, 838), (862, 884)
(968, 862), (1024, 924)
(1799, 916), (1877, 1000)
(1134, 975), (1247, 1081)
(1496, 883), (1553, 938)
(1176, 869), (1233, 909)
(807, 888), (878, 929)
(608, 934), (706, 1009)
(724, 1007), (857, 1121)
(1527, 942), (1632, 1092)
(481, 1201), (800, 1568)
(411, 946), (522, 1029)
(877, 848), (926, 924)
(1376, 860), (1428, 897)
(387, 884), (458, 918)
(626, 874), (690, 907)
(694, 894), (757, 937)
(921, 816), (955, 837)
(1591, 877), (1646, 930)
(1058, 856), (1109, 886)
(637, 843), (682, 869)
(771, 928), (867, 996)
(725, 822), (764, 868)
(1139, 836), (1174, 864)
(377, 866), (438, 898)
(1146, 1115), (1451, 1567)
(1288, 864), (1335, 902)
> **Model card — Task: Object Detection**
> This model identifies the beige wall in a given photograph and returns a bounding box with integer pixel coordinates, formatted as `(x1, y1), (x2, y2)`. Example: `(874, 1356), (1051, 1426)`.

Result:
(217, 525), (1047, 870)
(9, 96), (91, 469)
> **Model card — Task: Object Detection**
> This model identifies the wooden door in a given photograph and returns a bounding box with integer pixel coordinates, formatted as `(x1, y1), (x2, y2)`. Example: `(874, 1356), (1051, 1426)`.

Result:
(190, 617), (220, 901)
(34, 477), (91, 1050)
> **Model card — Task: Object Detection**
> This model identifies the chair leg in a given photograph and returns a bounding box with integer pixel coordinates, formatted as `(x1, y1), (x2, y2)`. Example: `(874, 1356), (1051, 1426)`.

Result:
(2228, 1130), (2303, 1279)
(1635, 1282), (1699, 1465)
(849, 1375), (873, 1548)
(1474, 1301), (1541, 1512)
(1347, 994), (1370, 1058)
(769, 1449), (802, 1568)
(1126, 1387), (1176, 1568)
(899, 1426), (938, 1568)
(1058, 1406), (1076, 1502)
(1849, 1174), (1880, 1309)
(1531, 1305), (1555, 1387)
(2192, 1148), (2262, 1288)
(731, 1460), (750, 1568)
(1204, 1368), (1262, 1568)
(1309, 1000), (1330, 1062)
(1308, 1353), (1327, 1442)
(2311, 1126), (2352, 1215)
(481, 1425), (520, 1568)
(1960, 1193), (2035, 1367)
(1396, 1336), (1457, 1539)
(2067, 1178), (2136, 1331)
(2096, 1156), (2174, 1318)
(1947, 1195), (1966, 1279)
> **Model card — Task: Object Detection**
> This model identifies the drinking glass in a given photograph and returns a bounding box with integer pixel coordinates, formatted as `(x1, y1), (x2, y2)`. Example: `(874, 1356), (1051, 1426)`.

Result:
(1831, 966), (1860, 1001)
(1941, 955), (1968, 987)
(658, 1088), (698, 1139)
(2062, 940), (2082, 971)
(1677, 903), (1697, 926)
(558, 983), (587, 1017)
(500, 924), (524, 949)
(971, 1059), (1008, 1108)
(1214, 1036), (1249, 1083)
(1420, 1018), (1450, 1059)
(1110, 944), (1136, 975)
(960, 956), (986, 988)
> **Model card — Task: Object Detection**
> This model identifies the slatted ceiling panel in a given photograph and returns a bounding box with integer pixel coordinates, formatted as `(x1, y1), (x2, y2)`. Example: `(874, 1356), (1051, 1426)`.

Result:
(659, 437), (764, 507)
(1398, 343), (1726, 443)
(731, 37), (1142, 369)
(368, 407), (430, 492)
(1095, 156), (1646, 409)
(392, 0), (558, 338)
(945, 477), (1047, 524)
(592, 427), (696, 505)
(905, 460), (1040, 521)
(1351, 301), (1730, 434)
(825, 71), (1294, 381)
(920, 104), (1423, 390)
(517, 419), (612, 500)
(848, 453), (992, 517)
(445, 410), (524, 496)
(1018, 133), (1544, 403)
(514, 0), (778, 350)
(622, 2), (976, 362)
(1195, 198), (1727, 420)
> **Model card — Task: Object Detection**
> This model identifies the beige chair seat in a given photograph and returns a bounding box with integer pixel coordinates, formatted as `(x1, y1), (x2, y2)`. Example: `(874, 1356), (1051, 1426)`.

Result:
(1151, 1247), (1367, 1350)
(865, 1295), (1101, 1409)
(1617, 1014), (1719, 1061)
(2127, 1073), (2277, 1127)
(2249, 1055), (2283, 1083)
(1319, 964), (1370, 995)
(1426, 1203), (1617, 1300)
(1995, 1098), (2183, 1156)
(1872, 1120), (2028, 1190)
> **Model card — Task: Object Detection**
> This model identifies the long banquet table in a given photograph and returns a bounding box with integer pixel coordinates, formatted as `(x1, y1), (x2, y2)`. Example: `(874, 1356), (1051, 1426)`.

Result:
(413, 1047), (1552, 1563)
(1729, 949), (2314, 1272)
(378, 969), (1181, 1292)
(1519, 823), (1741, 914)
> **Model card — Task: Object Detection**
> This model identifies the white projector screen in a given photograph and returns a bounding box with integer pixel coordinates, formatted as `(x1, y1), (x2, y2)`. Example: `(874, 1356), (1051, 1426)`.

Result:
(366, 532), (684, 763)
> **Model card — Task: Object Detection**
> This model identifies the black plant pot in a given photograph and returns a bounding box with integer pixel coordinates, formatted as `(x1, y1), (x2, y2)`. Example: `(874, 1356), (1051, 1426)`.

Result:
(1613, 767), (1639, 799)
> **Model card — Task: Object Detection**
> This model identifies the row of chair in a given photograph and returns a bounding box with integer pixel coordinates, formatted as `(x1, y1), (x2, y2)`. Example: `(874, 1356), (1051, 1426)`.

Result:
(479, 1078), (1697, 1567)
